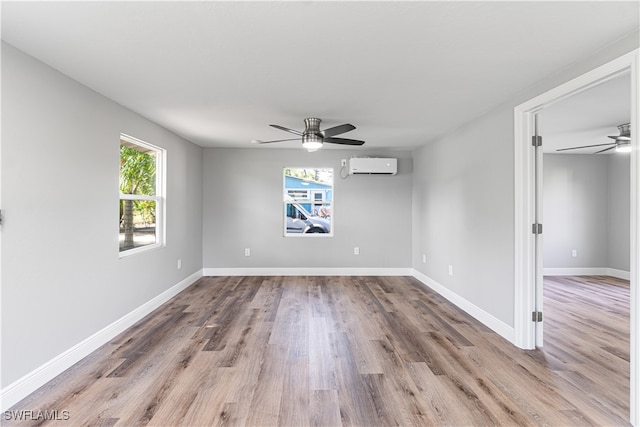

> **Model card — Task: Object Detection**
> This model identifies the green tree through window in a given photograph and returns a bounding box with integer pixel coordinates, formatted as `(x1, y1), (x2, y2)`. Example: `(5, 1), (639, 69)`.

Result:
(119, 135), (165, 254)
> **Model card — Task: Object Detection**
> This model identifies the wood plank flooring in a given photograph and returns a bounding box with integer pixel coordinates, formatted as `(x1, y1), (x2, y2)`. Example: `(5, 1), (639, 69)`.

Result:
(5, 275), (630, 426)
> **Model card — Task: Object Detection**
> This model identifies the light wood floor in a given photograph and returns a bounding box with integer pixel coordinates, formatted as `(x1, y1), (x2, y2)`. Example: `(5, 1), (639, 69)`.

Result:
(6, 275), (630, 426)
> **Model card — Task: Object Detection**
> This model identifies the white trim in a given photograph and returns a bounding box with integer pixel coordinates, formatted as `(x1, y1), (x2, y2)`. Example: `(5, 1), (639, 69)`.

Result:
(203, 267), (413, 277)
(119, 134), (167, 258)
(630, 48), (640, 427)
(119, 194), (159, 202)
(0, 270), (203, 411)
(118, 241), (162, 258)
(543, 268), (630, 280)
(412, 270), (516, 344)
(513, 106), (537, 349)
(283, 167), (334, 237)
(514, 49), (639, 426)
(610, 268), (632, 281)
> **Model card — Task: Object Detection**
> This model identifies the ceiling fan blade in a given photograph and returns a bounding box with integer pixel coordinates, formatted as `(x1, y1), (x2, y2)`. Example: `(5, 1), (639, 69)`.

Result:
(269, 124), (303, 136)
(251, 138), (300, 144)
(324, 137), (365, 146)
(556, 142), (615, 152)
(321, 124), (356, 138)
(594, 146), (616, 154)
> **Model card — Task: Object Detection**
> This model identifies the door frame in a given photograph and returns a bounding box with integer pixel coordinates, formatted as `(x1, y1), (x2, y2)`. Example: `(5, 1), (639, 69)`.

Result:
(513, 49), (639, 425)
(532, 112), (544, 347)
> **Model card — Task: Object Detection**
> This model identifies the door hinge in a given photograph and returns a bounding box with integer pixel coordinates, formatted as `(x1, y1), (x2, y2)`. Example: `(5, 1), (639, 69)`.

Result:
(532, 223), (543, 234)
(532, 135), (542, 147)
(532, 311), (543, 322)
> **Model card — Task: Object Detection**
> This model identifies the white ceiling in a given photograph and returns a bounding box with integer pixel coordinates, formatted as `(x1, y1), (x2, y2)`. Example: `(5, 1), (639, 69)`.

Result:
(2, 1), (639, 151)
(543, 72), (631, 154)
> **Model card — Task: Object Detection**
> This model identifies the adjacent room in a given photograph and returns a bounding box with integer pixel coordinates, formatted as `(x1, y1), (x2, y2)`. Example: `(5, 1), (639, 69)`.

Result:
(1, 1), (639, 426)
(540, 71), (632, 424)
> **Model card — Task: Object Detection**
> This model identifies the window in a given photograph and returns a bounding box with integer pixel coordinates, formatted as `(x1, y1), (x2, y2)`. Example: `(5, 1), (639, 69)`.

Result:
(284, 168), (333, 236)
(119, 134), (165, 256)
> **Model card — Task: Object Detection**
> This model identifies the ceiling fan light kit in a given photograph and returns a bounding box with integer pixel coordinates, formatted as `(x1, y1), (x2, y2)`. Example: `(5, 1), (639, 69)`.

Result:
(253, 117), (365, 152)
(616, 141), (632, 153)
(302, 133), (323, 152)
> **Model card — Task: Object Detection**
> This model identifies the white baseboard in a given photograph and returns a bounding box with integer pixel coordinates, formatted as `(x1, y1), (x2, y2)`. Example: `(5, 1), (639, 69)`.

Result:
(411, 269), (516, 345)
(543, 267), (630, 280)
(0, 269), (203, 411)
(203, 267), (413, 276)
(608, 268), (631, 280)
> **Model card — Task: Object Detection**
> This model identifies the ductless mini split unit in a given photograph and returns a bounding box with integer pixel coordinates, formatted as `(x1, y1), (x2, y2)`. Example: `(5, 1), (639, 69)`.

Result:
(348, 157), (397, 175)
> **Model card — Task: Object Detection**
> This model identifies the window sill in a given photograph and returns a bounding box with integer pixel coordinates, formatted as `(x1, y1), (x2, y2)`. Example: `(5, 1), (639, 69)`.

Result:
(119, 242), (163, 258)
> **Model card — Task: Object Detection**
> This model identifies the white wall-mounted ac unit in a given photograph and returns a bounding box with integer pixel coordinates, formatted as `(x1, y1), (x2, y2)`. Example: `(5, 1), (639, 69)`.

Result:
(348, 157), (397, 175)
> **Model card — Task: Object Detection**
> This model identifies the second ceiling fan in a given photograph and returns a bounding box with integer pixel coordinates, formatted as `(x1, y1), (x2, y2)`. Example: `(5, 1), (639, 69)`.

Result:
(556, 123), (631, 154)
(252, 118), (365, 152)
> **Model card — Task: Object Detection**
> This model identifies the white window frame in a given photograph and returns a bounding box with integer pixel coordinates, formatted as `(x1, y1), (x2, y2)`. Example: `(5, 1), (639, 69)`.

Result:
(119, 134), (166, 258)
(283, 167), (334, 237)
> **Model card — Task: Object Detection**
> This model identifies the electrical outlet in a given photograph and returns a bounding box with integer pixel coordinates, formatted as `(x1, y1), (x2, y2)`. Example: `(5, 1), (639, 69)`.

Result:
(422, 254), (427, 263)
(341, 159), (347, 167)
(448, 265), (454, 276)
(353, 247), (360, 255)
(177, 259), (182, 270)
(572, 249), (577, 258)
(245, 248), (251, 257)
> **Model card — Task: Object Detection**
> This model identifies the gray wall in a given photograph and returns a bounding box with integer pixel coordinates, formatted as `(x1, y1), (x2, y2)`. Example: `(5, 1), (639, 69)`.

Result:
(608, 154), (631, 271)
(411, 30), (639, 328)
(412, 108), (515, 325)
(543, 153), (630, 270)
(543, 154), (608, 268)
(202, 148), (412, 269)
(1, 43), (203, 387)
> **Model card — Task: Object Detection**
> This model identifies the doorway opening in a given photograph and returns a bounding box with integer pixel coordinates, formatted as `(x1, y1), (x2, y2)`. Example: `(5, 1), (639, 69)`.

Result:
(514, 50), (639, 425)
(539, 73), (632, 420)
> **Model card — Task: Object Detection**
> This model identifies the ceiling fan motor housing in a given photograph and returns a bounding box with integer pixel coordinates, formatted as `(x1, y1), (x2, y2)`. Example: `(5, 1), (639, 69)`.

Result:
(304, 117), (322, 137)
(614, 123), (631, 140)
(302, 118), (323, 150)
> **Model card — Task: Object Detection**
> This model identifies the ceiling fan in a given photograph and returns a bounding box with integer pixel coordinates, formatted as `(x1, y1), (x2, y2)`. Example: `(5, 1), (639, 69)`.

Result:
(556, 123), (631, 154)
(252, 117), (365, 152)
